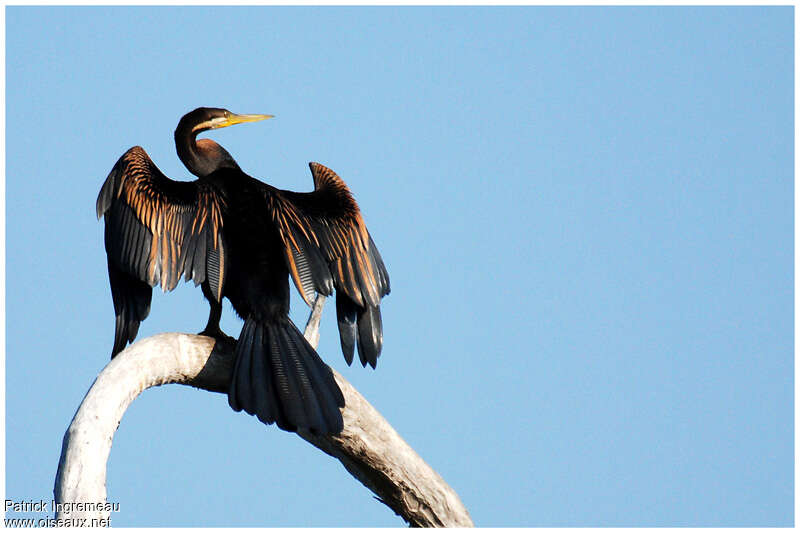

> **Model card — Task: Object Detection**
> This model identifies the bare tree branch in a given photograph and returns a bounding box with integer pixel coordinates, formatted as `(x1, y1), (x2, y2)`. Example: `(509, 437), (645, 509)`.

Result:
(54, 296), (473, 527)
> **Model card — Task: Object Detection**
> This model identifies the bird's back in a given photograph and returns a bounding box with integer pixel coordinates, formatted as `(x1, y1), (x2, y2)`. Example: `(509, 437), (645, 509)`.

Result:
(204, 167), (291, 322)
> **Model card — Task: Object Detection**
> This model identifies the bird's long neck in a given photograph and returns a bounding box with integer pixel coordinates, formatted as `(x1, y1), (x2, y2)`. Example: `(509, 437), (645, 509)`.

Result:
(175, 122), (216, 177)
(175, 122), (241, 178)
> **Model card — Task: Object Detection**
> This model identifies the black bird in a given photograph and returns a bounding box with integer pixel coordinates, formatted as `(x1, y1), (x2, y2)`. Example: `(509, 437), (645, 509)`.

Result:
(96, 107), (390, 434)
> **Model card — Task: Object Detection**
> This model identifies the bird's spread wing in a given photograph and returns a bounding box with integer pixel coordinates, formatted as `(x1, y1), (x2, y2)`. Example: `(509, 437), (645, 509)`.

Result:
(266, 162), (390, 367)
(97, 146), (227, 356)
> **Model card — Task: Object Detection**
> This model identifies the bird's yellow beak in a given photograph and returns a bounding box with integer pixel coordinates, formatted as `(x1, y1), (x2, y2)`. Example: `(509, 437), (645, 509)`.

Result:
(215, 113), (274, 129)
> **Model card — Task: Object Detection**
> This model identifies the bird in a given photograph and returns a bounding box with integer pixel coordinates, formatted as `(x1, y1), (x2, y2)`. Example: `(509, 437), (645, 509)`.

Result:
(96, 107), (390, 434)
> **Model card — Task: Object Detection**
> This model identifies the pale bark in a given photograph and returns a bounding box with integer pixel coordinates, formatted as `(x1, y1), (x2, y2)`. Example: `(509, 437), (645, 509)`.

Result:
(54, 296), (473, 527)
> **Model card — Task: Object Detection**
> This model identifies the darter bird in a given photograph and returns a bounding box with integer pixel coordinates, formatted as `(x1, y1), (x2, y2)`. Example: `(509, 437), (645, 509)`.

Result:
(96, 107), (390, 434)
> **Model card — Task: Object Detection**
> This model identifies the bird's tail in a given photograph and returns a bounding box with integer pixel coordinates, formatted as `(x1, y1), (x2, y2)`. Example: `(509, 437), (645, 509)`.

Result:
(228, 317), (345, 434)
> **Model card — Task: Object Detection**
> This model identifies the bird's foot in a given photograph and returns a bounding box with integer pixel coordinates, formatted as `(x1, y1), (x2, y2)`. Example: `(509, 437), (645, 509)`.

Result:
(198, 327), (236, 349)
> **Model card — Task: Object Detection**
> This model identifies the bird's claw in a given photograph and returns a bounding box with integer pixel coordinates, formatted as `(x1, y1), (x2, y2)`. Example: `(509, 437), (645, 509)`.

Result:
(198, 327), (236, 348)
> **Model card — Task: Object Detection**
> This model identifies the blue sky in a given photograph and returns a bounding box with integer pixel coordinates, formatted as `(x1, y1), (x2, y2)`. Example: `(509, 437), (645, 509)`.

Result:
(5, 6), (793, 527)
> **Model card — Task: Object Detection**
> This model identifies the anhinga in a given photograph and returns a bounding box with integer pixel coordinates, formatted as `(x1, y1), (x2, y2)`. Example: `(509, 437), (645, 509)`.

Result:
(96, 107), (390, 434)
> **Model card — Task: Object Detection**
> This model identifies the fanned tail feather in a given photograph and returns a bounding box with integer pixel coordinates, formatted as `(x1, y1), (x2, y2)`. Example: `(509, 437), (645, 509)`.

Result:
(229, 317), (344, 434)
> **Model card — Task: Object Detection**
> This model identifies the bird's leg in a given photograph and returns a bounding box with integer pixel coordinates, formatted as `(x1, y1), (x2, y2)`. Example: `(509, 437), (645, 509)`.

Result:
(198, 283), (236, 346)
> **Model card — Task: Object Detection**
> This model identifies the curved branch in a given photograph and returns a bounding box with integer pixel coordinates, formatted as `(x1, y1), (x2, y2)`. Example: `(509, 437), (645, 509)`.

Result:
(54, 296), (473, 527)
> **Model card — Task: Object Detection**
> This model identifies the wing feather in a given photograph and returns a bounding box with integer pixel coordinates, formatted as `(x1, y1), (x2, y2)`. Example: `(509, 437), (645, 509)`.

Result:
(97, 146), (227, 356)
(265, 162), (390, 365)
(267, 162), (389, 306)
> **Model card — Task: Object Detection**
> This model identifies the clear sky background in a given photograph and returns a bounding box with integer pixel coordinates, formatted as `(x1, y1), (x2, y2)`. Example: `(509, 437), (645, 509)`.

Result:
(5, 6), (793, 527)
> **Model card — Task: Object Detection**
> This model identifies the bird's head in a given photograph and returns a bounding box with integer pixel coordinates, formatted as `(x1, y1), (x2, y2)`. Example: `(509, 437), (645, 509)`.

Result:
(175, 107), (273, 178)
(178, 107), (274, 136)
